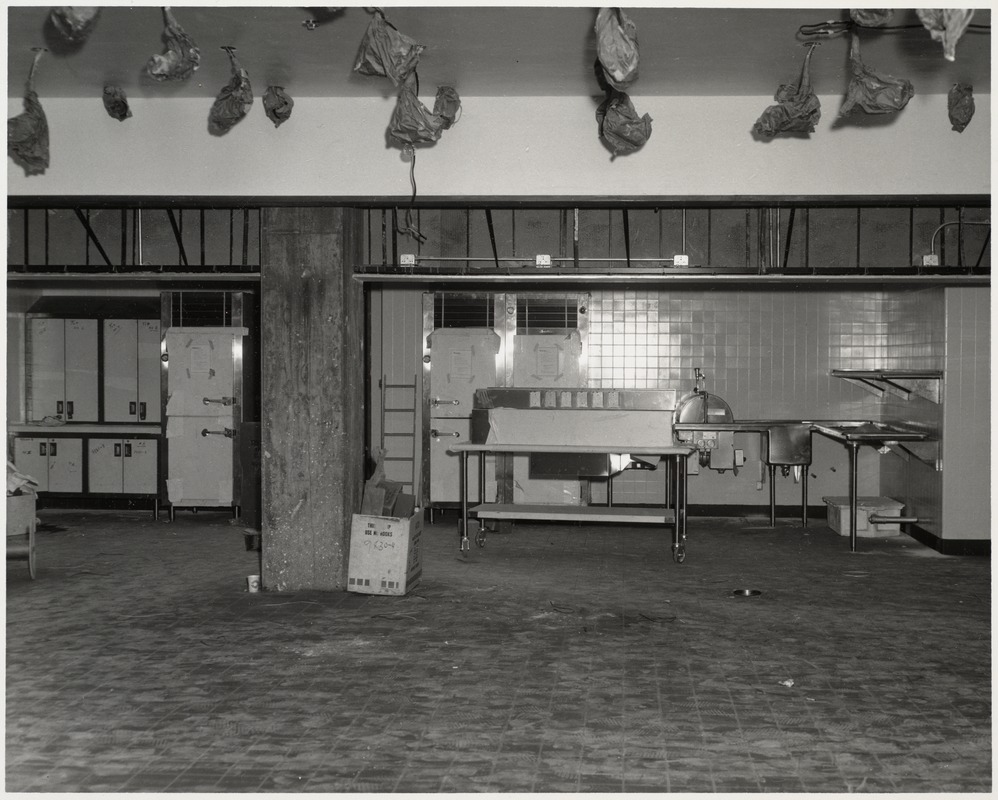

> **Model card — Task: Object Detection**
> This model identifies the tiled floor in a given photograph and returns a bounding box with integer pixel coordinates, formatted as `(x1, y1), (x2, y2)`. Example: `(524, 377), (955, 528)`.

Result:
(6, 507), (991, 792)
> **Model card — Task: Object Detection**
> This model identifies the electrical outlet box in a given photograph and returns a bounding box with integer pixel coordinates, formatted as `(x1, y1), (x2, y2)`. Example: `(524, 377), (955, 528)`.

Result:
(921, 254), (939, 267)
(400, 254), (416, 266)
(674, 254), (690, 266)
(535, 254), (552, 267)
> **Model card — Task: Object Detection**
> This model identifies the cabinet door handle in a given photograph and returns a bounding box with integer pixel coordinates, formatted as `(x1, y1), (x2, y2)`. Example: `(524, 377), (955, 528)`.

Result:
(49, 442), (57, 457)
(124, 443), (132, 458)
(56, 401), (64, 416)
(114, 443), (121, 457)
(67, 401), (74, 419)
(39, 443), (47, 457)
(129, 401), (137, 415)
(139, 402), (147, 421)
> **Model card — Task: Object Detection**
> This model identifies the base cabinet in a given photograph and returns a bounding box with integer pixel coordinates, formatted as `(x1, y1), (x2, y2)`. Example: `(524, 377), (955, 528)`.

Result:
(88, 438), (158, 494)
(12, 437), (84, 493)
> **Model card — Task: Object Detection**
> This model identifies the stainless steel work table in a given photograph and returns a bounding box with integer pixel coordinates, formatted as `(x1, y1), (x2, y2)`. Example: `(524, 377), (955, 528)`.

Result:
(448, 443), (695, 562)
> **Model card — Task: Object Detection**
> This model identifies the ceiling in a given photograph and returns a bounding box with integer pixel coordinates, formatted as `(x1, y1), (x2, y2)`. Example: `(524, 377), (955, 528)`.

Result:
(6, 5), (992, 102)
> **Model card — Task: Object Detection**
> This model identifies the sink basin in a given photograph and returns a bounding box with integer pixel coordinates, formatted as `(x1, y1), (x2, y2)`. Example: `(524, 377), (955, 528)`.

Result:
(671, 419), (813, 465)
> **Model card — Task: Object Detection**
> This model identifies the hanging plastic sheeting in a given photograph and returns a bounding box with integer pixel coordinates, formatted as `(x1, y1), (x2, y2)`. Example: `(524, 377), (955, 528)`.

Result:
(917, 9), (976, 62)
(948, 83), (975, 132)
(263, 86), (294, 128)
(147, 6), (201, 82)
(388, 75), (461, 146)
(849, 9), (894, 28)
(8, 48), (49, 176)
(353, 9), (425, 87)
(208, 46), (253, 136)
(753, 43), (821, 137)
(593, 58), (651, 157)
(596, 91), (653, 157)
(595, 7), (640, 91)
(838, 33), (913, 117)
(102, 85), (132, 121)
(431, 86), (461, 131)
(49, 7), (101, 43)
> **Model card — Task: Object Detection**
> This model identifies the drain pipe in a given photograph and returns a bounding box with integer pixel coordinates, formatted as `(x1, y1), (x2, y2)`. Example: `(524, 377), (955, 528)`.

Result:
(869, 515), (920, 525)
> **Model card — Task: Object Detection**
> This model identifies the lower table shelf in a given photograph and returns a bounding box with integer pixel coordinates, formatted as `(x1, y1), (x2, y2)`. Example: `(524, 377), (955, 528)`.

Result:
(471, 503), (674, 525)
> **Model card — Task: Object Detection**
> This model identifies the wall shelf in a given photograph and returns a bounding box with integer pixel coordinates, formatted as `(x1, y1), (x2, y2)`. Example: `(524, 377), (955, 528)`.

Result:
(830, 369), (943, 403)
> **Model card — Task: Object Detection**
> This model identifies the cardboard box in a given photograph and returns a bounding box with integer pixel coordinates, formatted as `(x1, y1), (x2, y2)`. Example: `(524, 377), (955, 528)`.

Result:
(348, 512), (422, 596)
(823, 496), (904, 537)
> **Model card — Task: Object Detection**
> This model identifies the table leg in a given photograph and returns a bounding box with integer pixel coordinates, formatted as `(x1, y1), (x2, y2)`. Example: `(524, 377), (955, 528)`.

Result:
(476, 453), (487, 547)
(672, 454), (687, 563)
(847, 442), (859, 553)
(801, 467), (809, 528)
(769, 464), (777, 527)
(459, 450), (470, 552)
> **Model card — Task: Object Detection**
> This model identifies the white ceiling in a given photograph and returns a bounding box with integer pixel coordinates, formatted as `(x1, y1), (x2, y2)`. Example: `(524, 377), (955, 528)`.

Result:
(6, 5), (992, 102)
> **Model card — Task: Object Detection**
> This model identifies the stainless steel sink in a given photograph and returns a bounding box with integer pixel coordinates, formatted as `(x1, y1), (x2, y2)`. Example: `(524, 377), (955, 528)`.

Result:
(809, 420), (930, 446)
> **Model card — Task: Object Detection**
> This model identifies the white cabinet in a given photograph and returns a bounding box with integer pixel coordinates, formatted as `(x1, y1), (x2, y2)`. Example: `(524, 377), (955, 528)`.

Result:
(88, 438), (158, 494)
(103, 319), (162, 423)
(27, 318), (99, 422)
(13, 437), (84, 493)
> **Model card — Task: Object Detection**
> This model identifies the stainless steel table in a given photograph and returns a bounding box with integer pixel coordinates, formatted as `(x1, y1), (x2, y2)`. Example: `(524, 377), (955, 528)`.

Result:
(448, 443), (695, 562)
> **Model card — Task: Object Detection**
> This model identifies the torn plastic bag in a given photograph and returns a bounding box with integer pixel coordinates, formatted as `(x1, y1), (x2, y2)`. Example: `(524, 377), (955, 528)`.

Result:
(388, 75), (447, 146)
(948, 83), (974, 132)
(839, 33), (913, 117)
(917, 9), (975, 62)
(592, 57), (651, 156)
(208, 47), (253, 136)
(49, 7), (101, 43)
(102, 85), (132, 121)
(263, 86), (294, 128)
(753, 43), (820, 137)
(147, 6), (201, 81)
(431, 86), (461, 130)
(595, 7), (639, 91)
(849, 9), (894, 27)
(596, 91), (652, 156)
(353, 10), (425, 86)
(8, 49), (49, 176)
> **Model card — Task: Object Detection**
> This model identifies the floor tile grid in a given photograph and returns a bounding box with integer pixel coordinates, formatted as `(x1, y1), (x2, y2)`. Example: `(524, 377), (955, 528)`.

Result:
(7, 511), (992, 792)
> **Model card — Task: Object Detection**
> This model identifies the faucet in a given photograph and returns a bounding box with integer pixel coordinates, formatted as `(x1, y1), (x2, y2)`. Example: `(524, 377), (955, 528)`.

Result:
(693, 367), (709, 424)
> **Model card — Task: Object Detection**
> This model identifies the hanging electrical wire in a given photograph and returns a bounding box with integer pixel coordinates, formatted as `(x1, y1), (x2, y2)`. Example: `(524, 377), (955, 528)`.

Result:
(396, 145), (425, 244)
(798, 11), (989, 43)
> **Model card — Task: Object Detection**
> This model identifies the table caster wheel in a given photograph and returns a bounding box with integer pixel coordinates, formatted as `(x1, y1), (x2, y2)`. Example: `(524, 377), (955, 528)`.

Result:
(476, 531), (487, 548)
(673, 546), (686, 564)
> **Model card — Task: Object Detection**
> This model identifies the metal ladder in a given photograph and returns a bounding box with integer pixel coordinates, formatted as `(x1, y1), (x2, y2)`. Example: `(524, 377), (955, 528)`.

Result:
(379, 375), (418, 493)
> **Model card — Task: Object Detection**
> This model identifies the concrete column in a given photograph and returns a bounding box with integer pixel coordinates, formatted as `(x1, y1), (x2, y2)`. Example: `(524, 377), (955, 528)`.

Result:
(260, 207), (365, 590)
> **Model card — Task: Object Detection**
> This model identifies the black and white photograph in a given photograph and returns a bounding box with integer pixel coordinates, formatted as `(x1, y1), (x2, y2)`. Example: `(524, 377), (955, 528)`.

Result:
(5, 2), (991, 793)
